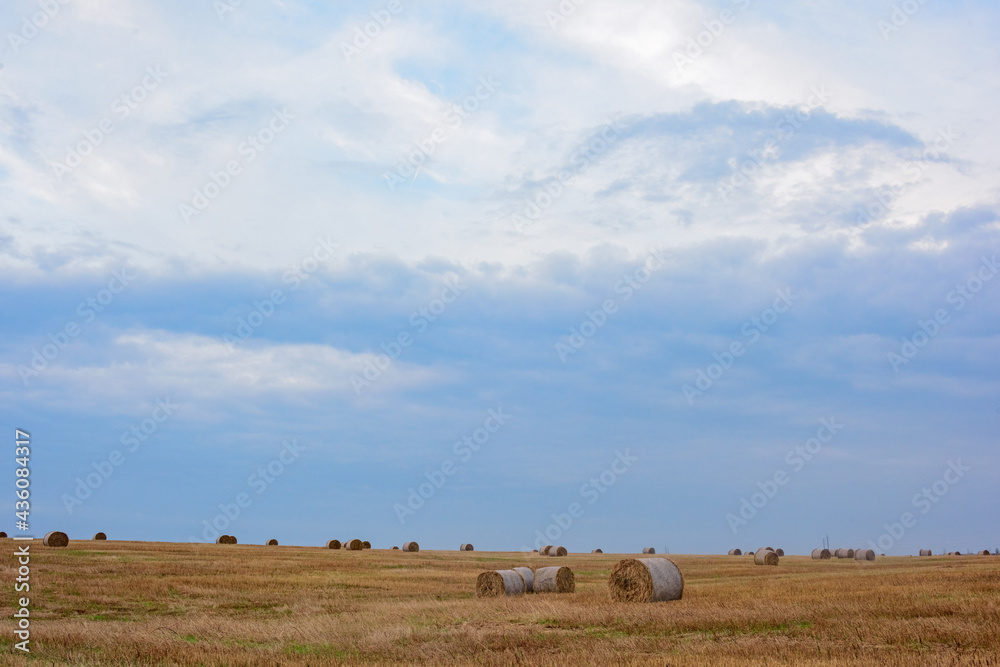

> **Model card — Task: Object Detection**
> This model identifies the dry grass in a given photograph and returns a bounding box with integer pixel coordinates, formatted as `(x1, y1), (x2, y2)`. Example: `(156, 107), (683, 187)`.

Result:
(1, 541), (998, 665)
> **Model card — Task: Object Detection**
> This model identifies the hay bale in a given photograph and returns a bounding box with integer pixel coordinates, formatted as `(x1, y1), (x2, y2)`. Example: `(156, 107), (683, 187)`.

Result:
(229, 535), (238, 545)
(608, 558), (682, 602)
(93, 532), (107, 541)
(0, 532), (7, 538)
(811, 548), (831, 559)
(642, 547), (656, 554)
(266, 539), (278, 546)
(979, 550), (990, 555)
(540, 545), (553, 556)
(43, 531), (69, 547)
(476, 570), (525, 597)
(513, 567), (534, 593)
(728, 548), (742, 556)
(327, 539), (341, 549)
(835, 548), (854, 559)
(402, 541), (419, 552)
(592, 549), (603, 554)
(362, 541), (371, 549)
(533, 566), (575, 594)
(552, 546), (568, 557)
(854, 549), (875, 561)
(392, 546), (399, 550)
(345, 539), (363, 551)
(216, 535), (230, 544)
(949, 551), (962, 556)
(754, 548), (778, 566)
(764, 546), (773, 551)
(919, 549), (932, 556)
(775, 548), (785, 557)
(460, 544), (474, 551)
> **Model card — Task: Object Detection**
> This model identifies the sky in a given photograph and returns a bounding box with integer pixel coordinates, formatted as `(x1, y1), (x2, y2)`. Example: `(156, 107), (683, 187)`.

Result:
(1, 0), (997, 556)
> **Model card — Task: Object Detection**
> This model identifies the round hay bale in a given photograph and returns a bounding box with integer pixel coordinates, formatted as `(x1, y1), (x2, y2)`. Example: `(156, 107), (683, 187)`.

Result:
(979, 550), (990, 555)
(608, 558), (682, 603)
(460, 543), (474, 551)
(345, 539), (363, 551)
(764, 546), (773, 551)
(362, 541), (371, 549)
(854, 549), (875, 561)
(775, 548), (785, 557)
(747, 551), (754, 556)
(216, 535), (230, 544)
(266, 539), (278, 546)
(592, 548), (603, 554)
(43, 531), (69, 547)
(93, 532), (107, 541)
(728, 548), (742, 556)
(402, 541), (419, 552)
(811, 548), (831, 559)
(0, 531), (7, 538)
(540, 545), (553, 556)
(919, 549), (932, 556)
(642, 547), (655, 554)
(754, 548), (779, 566)
(835, 548), (854, 559)
(476, 570), (525, 597)
(533, 566), (575, 594)
(949, 551), (962, 556)
(552, 546), (568, 557)
(327, 539), (341, 549)
(392, 546), (399, 550)
(513, 567), (534, 593)
(229, 535), (238, 545)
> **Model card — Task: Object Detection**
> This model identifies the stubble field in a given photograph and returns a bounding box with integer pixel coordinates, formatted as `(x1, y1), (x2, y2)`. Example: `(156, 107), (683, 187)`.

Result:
(2, 540), (998, 666)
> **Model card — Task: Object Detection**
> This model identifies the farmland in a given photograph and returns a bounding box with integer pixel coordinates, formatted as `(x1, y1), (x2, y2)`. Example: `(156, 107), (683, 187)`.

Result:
(2, 541), (998, 665)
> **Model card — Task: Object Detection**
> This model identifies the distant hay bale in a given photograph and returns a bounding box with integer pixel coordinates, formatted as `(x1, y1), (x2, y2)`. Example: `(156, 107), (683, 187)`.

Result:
(266, 539), (278, 546)
(476, 570), (525, 597)
(392, 546), (399, 550)
(460, 544), (474, 551)
(216, 535), (230, 545)
(728, 549), (742, 556)
(775, 548), (785, 557)
(229, 535), (238, 545)
(835, 548), (854, 559)
(0, 532), (7, 538)
(754, 548), (779, 566)
(592, 549), (603, 554)
(362, 541), (371, 549)
(608, 558), (683, 603)
(854, 549), (875, 561)
(93, 532), (107, 541)
(642, 547), (656, 554)
(534, 566), (575, 594)
(402, 541), (419, 552)
(43, 531), (69, 547)
(811, 548), (831, 559)
(345, 539), (363, 551)
(764, 546), (773, 551)
(552, 546), (568, 557)
(949, 551), (962, 556)
(919, 549), (932, 556)
(541, 545), (553, 556)
(513, 567), (534, 592)
(979, 550), (990, 555)
(327, 540), (341, 549)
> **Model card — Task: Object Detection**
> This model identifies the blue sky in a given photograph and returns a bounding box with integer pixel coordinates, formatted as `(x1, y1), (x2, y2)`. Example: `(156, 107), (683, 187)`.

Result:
(1, 0), (997, 555)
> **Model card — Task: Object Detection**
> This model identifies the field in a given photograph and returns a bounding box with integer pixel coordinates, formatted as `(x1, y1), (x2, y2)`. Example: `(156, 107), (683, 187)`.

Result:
(2, 541), (999, 665)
